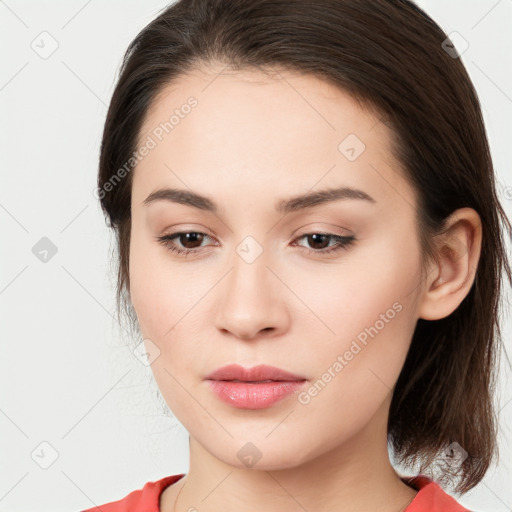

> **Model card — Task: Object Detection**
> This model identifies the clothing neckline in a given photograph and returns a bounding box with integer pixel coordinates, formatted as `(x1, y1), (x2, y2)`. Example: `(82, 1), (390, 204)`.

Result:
(157, 474), (436, 512)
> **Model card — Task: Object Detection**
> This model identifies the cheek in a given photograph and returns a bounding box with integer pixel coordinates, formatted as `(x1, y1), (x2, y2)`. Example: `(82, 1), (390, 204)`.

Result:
(125, 225), (421, 464)
(128, 228), (211, 388)
(293, 297), (416, 452)
(128, 226), (196, 337)
(291, 244), (419, 406)
(282, 237), (419, 345)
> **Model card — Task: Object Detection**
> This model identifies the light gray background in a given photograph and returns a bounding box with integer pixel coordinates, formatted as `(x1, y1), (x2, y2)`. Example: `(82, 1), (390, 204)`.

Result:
(1, 1), (511, 511)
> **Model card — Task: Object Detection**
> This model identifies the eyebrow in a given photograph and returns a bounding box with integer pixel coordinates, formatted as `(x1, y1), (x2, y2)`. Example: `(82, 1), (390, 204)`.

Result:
(142, 186), (376, 214)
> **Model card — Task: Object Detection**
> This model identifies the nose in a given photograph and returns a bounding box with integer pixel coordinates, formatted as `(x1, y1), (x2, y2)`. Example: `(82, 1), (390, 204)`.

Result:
(214, 250), (289, 341)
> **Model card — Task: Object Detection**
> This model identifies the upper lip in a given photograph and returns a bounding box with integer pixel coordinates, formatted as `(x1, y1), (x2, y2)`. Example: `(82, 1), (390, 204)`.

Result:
(205, 364), (307, 382)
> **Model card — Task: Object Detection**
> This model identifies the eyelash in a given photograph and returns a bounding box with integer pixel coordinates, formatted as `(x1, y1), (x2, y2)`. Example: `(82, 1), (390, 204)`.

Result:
(155, 231), (356, 257)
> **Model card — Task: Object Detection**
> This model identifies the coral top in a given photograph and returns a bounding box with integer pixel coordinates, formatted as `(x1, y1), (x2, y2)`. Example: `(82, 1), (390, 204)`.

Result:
(81, 473), (469, 511)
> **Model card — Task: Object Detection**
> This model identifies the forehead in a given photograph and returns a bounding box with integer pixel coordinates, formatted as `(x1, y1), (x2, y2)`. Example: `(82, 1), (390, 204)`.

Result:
(138, 65), (386, 151)
(132, 65), (414, 214)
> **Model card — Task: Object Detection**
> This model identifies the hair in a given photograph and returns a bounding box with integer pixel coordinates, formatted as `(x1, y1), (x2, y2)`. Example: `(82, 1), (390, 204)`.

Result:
(97, 0), (512, 494)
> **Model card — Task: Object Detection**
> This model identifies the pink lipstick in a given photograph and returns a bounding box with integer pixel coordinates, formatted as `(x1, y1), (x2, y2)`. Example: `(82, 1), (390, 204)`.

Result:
(205, 364), (307, 409)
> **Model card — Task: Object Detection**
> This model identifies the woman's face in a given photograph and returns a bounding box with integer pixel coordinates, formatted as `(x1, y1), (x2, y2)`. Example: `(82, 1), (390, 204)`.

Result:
(129, 65), (427, 469)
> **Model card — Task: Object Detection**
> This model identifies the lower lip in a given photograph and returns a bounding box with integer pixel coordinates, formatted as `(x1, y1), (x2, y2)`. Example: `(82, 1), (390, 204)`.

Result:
(206, 380), (307, 409)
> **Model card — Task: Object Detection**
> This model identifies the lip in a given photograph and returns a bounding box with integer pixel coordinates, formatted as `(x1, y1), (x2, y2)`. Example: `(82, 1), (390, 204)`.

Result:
(204, 364), (308, 409)
(204, 364), (307, 382)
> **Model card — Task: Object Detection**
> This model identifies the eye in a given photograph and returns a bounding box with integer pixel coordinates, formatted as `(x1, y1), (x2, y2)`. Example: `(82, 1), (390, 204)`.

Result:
(156, 231), (214, 256)
(292, 232), (356, 255)
(155, 231), (356, 257)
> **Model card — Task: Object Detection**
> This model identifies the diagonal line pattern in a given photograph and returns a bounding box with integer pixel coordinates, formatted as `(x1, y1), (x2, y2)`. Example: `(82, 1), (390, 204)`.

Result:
(60, 265), (131, 336)
(275, 70), (336, 131)
(163, 368), (233, 438)
(265, 471), (310, 512)
(499, 396), (512, 413)
(61, 370), (132, 439)
(61, 0), (93, 29)
(0, 472), (29, 503)
(0, 0), (29, 28)
(61, 470), (108, 512)
(265, 265), (336, 335)
(0, 62), (29, 92)
(481, 481), (511, 509)
(368, 367), (392, 390)
(265, 163), (337, 235)
(0, 408), (29, 438)
(0, 202), (29, 232)
(0, 265), (28, 296)
(60, 205), (89, 233)
(368, 162), (415, 211)
(163, 267), (234, 337)
(471, 61), (512, 106)
(61, 61), (108, 107)
(471, 0), (503, 30)
(265, 409), (295, 438)
(200, 471), (234, 502)
(164, 163), (233, 234)
(201, 63), (231, 93)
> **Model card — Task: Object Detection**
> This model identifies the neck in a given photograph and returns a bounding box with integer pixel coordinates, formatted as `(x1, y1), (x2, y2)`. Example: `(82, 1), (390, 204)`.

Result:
(164, 399), (417, 512)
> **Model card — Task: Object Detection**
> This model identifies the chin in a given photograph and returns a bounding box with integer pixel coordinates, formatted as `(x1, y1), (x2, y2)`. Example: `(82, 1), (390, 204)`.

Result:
(204, 436), (316, 472)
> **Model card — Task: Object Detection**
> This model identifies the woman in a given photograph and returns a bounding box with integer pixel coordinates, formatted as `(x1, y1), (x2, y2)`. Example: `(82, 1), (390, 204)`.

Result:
(84, 0), (511, 510)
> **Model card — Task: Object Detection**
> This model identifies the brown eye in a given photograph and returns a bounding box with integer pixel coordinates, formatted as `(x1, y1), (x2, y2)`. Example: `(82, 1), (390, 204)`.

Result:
(155, 231), (355, 257)
(293, 233), (356, 255)
(304, 233), (331, 250)
(155, 231), (214, 255)
(174, 232), (205, 249)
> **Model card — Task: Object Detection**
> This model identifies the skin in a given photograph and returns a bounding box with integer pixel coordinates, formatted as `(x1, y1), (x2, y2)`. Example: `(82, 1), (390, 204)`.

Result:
(128, 64), (482, 512)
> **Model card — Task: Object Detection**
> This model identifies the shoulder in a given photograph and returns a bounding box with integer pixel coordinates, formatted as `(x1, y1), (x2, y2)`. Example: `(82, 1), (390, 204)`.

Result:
(80, 474), (186, 512)
(403, 475), (471, 512)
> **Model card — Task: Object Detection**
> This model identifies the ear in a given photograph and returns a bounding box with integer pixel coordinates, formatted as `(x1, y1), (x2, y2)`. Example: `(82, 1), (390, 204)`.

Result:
(417, 207), (482, 321)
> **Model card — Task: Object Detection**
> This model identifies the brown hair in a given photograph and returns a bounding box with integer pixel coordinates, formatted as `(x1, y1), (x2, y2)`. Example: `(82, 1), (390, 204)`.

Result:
(97, 0), (512, 493)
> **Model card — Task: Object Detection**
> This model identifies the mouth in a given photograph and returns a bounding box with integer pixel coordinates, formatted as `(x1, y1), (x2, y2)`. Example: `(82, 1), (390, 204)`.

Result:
(224, 379), (298, 383)
(204, 364), (308, 409)
(204, 363), (307, 383)
(206, 379), (307, 409)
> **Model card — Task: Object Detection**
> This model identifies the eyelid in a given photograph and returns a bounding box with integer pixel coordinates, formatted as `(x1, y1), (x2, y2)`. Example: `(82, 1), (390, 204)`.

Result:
(159, 224), (352, 246)
(291, 221), (354, 237)
(156, 228), (356, 258)
(160, 223), (216, 235)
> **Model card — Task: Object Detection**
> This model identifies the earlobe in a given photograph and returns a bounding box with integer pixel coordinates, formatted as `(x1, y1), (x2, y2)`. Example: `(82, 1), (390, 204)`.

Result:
(417, 208), (482, 321)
